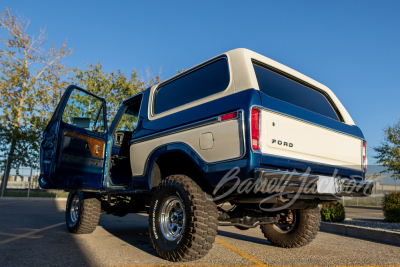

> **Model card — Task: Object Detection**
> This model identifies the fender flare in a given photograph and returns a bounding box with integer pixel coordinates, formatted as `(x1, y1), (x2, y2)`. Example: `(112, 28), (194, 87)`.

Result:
(146, 142), (207, 189)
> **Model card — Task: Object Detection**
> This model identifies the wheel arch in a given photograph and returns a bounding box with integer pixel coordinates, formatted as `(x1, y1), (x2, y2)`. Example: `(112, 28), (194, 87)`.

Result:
(145, 143), (213, 194)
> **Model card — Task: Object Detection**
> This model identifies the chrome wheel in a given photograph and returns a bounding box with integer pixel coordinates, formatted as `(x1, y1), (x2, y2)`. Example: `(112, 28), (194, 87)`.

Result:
(159, 195), (186, 241)
(273, 210), (297, 233)
(70, 195), (80, 223)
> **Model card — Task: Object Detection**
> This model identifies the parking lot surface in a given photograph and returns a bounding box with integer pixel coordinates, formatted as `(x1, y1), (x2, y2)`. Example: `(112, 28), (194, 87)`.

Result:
(345, 206), (384, 220)
(0, 198), (399, 267)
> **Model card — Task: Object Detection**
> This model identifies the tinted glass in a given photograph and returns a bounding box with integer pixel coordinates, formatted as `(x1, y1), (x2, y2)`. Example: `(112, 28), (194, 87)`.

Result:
(62, 89), (106, 132)
(117, 101), (141, 132)
(253, 64), (339, 121)
(154, 58), (230, 114)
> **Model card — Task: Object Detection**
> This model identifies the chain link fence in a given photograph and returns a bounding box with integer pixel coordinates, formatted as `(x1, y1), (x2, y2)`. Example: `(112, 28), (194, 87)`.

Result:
(1, 155), (398, 203)
(342, 172), (399, 206)
(0, 156), (67, 198)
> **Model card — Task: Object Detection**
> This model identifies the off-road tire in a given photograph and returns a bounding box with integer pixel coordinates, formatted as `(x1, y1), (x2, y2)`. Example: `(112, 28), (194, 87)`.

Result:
(149, 175), (218, 262)
(260, 208), (320, 248)
(66, 191), (101, 234)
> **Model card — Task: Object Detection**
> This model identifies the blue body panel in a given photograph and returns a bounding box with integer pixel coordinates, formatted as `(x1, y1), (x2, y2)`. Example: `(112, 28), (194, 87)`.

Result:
(132, 89), (259, 139)
(130, 88), (365, 191)
(40, 85), (365, 193)
(129, 142), (262, 191)
(129, 89), (263, 190)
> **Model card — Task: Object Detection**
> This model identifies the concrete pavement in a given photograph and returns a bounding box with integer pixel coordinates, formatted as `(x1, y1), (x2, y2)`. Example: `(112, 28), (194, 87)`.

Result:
(0, 198), (399, 267)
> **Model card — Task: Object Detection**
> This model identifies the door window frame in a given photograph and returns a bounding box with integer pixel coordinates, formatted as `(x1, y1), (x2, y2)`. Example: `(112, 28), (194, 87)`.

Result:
(104, 93), (144, 188)
(59, 87), (108, 133)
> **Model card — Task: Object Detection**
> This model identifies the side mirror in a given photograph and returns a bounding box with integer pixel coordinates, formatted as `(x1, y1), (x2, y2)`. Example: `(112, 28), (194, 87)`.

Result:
(72, 117), (90, 129)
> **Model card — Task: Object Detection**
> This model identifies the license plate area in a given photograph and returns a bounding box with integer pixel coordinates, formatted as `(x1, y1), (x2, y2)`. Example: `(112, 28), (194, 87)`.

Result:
(317, 176), (343, 194)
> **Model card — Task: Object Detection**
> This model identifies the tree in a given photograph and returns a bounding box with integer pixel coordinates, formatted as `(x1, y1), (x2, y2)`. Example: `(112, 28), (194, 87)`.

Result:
(374, 119), (400, 176)
(0, 8), (72, 190)
(72, 62), (161, 126)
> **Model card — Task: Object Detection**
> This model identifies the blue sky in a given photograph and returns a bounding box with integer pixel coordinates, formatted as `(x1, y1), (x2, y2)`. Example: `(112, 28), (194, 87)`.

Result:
(3, 0), (400, 164)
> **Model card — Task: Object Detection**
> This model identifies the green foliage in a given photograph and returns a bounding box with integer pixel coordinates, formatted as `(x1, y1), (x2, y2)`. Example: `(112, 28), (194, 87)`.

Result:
(0, 8), (72, 181)
(62, 89), (105, 132)
(116, 106), (139, 132)
(374, 119), (400, 176)
(320, 203), (346, 222)
(71, 62), (161, 128)
(382, 192), (400, 223)
(0, 8), (161, 189)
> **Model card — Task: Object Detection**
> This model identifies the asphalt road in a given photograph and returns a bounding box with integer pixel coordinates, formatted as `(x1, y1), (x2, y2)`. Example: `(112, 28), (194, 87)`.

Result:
(345, 206), (384, 220)
(0, 198), (399, 267)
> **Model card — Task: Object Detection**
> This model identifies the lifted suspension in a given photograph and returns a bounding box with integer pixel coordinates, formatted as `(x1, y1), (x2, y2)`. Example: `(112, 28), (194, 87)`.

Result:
(217, 206), (278, 229)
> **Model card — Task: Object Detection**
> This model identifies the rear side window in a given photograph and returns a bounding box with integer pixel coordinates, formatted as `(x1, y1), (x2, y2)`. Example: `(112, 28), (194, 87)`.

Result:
(154, 58), (230, 114)
(253, 63), (340, 121)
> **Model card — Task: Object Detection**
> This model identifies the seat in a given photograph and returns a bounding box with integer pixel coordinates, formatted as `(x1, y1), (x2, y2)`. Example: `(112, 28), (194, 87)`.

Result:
(118, 131), (133, 158)
(110, 131), (133, 185)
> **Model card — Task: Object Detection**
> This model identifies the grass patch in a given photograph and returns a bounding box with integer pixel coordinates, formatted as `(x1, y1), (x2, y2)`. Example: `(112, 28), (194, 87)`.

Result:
(2, 191), (69, 198)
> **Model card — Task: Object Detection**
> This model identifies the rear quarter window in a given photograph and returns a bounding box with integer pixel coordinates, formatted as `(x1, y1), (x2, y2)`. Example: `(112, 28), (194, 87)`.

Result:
(154, 57), (230, 114)
(253, 63), (340, 121)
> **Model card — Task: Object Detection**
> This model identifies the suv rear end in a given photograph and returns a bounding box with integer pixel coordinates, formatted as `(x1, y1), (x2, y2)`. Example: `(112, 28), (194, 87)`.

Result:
(225, 48), (372, 207)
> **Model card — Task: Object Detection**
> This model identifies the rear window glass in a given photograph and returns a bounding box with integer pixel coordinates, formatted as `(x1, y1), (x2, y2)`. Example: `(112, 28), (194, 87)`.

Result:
(154, 58), (230, 114)
(253, 63), (339, 121)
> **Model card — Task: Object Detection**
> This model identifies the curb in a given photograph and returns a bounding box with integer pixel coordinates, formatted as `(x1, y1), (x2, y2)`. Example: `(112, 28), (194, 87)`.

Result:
(345, 205), (382, 210)
(0, 197), (68, 201)
(320, 221), (400, 246)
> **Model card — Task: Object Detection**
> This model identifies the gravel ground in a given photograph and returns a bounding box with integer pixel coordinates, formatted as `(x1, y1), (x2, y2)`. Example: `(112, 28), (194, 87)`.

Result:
(342, 218), (400, 232)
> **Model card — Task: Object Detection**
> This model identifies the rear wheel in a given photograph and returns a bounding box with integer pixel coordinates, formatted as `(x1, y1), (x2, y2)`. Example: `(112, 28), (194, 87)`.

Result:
(149, 175), (218, 262)
(260, 208), (320, 248)
(66, 191), (101, 234)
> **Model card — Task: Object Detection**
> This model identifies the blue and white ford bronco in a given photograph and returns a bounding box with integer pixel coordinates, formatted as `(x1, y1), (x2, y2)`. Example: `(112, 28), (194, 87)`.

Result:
(40, 48), (373, 261)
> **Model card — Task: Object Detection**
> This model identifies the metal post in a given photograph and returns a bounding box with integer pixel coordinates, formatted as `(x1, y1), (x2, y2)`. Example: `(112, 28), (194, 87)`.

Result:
(357, 197), (359, 206)
(342, 196), (345, 206)
(1, 157), (10, 198)
(27, 167), (33, 198)
(56, 190), (58, 198)
(375, 181), (378, 206)
(395, 176), (397, 193)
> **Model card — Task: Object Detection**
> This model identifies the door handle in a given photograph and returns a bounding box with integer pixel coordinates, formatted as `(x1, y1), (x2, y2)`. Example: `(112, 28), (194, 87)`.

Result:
(95, 145), (100, 155)
(43, 136), (55, 148)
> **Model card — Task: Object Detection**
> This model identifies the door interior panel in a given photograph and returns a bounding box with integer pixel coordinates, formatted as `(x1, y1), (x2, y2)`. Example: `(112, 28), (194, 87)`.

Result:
(40, 85), (109, 190)
(64, 130), (105, 158)
(57, 130), (105, 175)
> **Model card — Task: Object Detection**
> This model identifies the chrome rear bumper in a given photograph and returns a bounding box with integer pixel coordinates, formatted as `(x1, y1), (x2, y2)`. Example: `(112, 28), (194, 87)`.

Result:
(254, 168), (373, 197)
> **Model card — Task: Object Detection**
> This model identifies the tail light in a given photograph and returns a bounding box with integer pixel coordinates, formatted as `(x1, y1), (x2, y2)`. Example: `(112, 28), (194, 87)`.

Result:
(362, 140), (367, 171)
(219, 111), (238, 121)
(251, 108), (260, 151)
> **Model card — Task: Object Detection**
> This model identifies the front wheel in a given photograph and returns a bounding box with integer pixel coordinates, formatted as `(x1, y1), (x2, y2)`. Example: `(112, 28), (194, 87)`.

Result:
(66, 191), (101, 234)
(260, 208), (320, 248)
(149, 175), (218, 262)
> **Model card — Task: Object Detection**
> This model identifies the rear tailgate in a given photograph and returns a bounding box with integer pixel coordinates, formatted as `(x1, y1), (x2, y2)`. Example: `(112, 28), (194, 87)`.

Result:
(260, 109), (362, 171)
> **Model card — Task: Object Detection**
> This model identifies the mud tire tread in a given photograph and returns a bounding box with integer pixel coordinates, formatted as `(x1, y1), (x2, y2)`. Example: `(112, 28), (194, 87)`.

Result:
(260, 208), (320, 248)
(66, 191), (101, 234)
(149, 175), (218, 262)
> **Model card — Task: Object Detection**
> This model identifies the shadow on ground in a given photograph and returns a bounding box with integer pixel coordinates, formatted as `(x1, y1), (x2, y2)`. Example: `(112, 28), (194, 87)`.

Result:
(0, 198), (90, 266)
